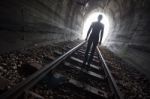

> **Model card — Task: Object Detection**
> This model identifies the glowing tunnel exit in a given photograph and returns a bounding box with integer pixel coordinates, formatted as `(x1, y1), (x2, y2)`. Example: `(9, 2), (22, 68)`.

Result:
(82, 12), (110, 44)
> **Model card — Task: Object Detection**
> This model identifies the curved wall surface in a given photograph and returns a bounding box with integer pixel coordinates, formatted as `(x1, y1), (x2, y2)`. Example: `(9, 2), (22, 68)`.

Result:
(0, 0), (83, 53)
(0, 0), (150, 78)
(84, 0), (150, 78)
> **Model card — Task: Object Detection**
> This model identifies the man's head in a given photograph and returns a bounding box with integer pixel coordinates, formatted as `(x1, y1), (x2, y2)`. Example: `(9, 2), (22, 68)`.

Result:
(98, 15), (103, 22)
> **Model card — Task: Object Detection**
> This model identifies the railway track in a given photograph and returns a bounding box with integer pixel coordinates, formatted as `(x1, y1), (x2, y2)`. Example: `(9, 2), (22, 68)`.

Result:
(0, 41), (123, 99)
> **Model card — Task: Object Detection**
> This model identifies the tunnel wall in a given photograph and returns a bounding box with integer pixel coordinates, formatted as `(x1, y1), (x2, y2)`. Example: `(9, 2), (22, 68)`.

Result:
(83, 0), (150, 79)
(103, 0), (150, 79)
(1, 0), (150, 79)
(0, 0), (83, 53)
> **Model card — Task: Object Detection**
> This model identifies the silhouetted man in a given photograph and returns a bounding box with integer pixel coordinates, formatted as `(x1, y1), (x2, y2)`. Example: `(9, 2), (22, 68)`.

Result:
(83, 15), (104, 66)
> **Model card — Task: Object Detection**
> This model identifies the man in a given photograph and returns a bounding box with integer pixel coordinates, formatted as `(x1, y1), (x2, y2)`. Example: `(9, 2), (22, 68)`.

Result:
(83, 14), (104, 67)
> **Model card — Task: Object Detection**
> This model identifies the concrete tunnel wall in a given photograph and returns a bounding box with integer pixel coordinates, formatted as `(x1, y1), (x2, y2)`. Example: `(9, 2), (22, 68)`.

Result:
(0, 0), (83, 53)
(84, 0), (150, 79)
(104, 0), (150, 79)
(0, 0), (150, 79)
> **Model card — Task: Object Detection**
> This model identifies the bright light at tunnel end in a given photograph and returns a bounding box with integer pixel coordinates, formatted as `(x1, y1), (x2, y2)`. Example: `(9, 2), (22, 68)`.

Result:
(82, 12), (110, 44)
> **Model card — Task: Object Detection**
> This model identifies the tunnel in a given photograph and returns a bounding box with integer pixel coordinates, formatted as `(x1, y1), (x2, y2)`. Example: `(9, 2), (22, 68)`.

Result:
(1, 0), (150, 78)
(0, 0), (150, 98)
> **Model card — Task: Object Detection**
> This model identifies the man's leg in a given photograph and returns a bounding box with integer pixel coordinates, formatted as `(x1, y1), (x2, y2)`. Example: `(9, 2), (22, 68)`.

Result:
(87, 41), (98, 65)
(83, 40), (92, 65)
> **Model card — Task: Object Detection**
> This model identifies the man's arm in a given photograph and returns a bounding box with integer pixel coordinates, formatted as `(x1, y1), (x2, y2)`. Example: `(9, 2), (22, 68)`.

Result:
(99, 25), (104, 45)
(85, 24), (93, 40)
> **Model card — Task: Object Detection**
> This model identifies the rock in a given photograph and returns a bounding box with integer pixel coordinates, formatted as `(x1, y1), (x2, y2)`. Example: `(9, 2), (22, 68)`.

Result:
(3, 69), (7, 73)
(1, 63), (7, 66)
(12, 66), (17, 70)
(0, 66), (4, 71)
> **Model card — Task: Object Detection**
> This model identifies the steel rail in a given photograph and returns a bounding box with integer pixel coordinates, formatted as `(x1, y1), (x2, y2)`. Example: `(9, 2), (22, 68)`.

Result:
(0, 41), (86, 99)
(97, 46), (124, 99)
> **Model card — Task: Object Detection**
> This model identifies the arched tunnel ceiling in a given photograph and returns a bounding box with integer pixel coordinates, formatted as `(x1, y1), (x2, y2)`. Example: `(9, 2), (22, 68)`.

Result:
(0, 0), (150, 78)
(82, 0), (150, 79)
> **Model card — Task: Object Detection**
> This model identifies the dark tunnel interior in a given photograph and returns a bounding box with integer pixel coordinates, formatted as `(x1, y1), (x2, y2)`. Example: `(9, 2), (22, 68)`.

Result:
(0, 0), (150, 98)
(0, 0), (150, 78)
